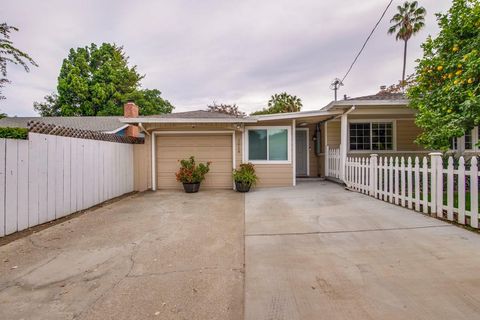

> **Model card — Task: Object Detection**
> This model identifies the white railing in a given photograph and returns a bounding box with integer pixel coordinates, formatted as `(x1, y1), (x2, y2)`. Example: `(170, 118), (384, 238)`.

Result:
(325, 146), (341, 179)
(0, 133), (135, 237)
(345, 153), (479, 229)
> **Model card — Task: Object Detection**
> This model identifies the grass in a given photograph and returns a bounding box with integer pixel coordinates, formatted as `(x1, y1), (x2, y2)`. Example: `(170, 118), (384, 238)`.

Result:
(419, 192), (479, 211)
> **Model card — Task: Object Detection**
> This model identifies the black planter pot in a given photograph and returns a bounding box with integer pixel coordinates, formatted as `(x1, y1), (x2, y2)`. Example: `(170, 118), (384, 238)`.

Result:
(235, 181), (251, 193)
(183, 182), (201, 193)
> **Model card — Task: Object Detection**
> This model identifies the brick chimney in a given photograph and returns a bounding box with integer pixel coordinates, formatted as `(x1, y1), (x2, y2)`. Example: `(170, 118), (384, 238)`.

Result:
(123, 102), (139, 137)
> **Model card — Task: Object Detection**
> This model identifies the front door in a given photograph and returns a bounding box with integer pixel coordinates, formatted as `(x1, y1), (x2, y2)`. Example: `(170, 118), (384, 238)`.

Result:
(296, 129), (308, 176)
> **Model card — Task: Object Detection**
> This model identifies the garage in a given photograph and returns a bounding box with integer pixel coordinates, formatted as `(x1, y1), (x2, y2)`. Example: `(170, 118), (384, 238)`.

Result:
(155, 133), (234, 190)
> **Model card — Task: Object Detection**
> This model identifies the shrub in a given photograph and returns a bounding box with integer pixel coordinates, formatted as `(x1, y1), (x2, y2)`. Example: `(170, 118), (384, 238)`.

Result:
(233, 163), (258, 186)
(175, 156), (211, 184)
(0, 127), (28, 139)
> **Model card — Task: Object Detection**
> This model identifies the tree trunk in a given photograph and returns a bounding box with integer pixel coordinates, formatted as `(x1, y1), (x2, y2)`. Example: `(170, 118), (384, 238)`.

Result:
(402, 39), (408, 85)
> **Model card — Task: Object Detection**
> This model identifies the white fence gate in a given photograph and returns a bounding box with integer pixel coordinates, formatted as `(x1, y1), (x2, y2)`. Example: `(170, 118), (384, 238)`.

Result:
(0, 133), (134, 237)
(345, 153), (480, 229)
(325, 146), (341, 179)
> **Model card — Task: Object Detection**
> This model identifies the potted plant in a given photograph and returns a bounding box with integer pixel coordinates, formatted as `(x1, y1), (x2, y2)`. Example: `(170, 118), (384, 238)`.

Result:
(175, 156), (211, 193)
(233, 163), (258, 192)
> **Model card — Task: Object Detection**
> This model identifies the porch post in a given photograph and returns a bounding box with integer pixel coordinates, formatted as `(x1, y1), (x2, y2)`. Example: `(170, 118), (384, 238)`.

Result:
(339, 113), (348, 181)
(325, 145), (329, 177)
(151, 132), (156, 191)
(292, 119), (296, 186)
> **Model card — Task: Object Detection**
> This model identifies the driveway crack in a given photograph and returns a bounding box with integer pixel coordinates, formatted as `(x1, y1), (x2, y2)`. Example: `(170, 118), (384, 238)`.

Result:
(245, 224), (453, 237)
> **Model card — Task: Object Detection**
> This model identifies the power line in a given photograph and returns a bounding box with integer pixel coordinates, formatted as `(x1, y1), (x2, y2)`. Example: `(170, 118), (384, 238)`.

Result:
(340, 0), (394, 83)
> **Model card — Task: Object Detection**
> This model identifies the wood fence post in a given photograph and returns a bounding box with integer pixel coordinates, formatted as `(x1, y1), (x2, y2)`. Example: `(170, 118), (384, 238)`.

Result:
(370, 154), (378, 196)
(470, 156), (478, 228)
(429, 152), (443, 216)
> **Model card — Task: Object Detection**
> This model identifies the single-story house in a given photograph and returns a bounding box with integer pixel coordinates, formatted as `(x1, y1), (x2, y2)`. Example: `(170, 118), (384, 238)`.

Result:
(123, 90), (480, 192)
(4, 90), (478, 192)
(0, 116), (130, 135)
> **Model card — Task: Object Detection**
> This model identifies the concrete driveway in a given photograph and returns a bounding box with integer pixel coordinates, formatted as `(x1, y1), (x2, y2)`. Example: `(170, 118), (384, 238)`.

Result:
(245, 181), (480, 320)
(0, 190), (244, 320)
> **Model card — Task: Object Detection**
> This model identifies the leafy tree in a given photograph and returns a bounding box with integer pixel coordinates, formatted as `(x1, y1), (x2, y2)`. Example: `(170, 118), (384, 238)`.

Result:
(207, 103), (246, 117)
(251, 92), (302, 115)
(0, 23), (38, 100)
(407, 0), (480, 150)
(388, 1), (426, 84)
(35, 43), (174, 116)
(57, 43), (141, 116)
(124, 89), (174, 115)
(33, 93), (61, 116)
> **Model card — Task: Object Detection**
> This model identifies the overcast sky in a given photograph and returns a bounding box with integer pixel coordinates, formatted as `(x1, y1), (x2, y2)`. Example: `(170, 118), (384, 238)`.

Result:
(2, 0), (451, 116)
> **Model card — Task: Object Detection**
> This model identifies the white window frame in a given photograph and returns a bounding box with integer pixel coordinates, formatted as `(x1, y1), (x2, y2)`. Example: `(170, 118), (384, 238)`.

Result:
(452, 126), (480, 151)
(348, 119), (397, 153)
(244, 126), (292, 164)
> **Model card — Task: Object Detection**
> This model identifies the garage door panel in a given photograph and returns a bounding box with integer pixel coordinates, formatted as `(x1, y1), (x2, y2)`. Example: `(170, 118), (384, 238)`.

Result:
(157, 136), (231, 147)
(156, 149), (231, 160)
(156, 134), (233, 190)
(158, 161), (232, 173)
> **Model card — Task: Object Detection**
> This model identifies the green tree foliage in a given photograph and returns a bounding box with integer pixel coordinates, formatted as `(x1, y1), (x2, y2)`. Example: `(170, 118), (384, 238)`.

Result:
(207, 103), (246, 117)
(35, 43), (173, 116)
(33, 93), (61, 116)
(124, 89), (174, 115)
(0, 23), (38, 100)
(408, 0), (480, 150)
(251, 92), (302, 115)
(388, 1), (426, 83)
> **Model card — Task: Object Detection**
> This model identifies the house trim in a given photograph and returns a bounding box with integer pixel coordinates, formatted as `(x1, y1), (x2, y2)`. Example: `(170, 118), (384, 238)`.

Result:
(243, 126), (292, 165)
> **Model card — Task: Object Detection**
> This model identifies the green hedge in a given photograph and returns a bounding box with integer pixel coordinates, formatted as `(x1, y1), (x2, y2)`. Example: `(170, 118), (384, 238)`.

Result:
(0, 127), (28, 139)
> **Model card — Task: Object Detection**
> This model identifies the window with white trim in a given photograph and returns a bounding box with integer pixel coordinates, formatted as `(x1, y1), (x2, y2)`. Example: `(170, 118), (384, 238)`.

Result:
(349, 122), (393, 151)
(451, 126), (479, 151)
(247, 127), (289, 162)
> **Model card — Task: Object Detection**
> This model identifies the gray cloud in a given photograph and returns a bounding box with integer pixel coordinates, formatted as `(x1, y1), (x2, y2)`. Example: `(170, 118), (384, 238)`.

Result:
(1, 0), (451, 116)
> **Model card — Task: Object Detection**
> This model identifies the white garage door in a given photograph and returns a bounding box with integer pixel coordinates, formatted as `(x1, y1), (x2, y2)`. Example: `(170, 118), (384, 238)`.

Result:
(156, 134), (233, 189)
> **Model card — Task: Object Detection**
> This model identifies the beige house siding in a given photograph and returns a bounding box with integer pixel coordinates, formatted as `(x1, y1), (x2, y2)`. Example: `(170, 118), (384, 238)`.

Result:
(325, 117), (427, 154)
(254, 164), (293, 187)
(396, 119), (425, 151)
(326, 121), (341, 148)
(133, 135), (151, 192)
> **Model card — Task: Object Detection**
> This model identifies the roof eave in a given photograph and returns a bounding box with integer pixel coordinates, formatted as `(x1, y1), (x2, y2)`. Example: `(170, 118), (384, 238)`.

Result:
(253, 110), (341, 121)
(323, 99), (409, 110)
(119, 118), (258, 124)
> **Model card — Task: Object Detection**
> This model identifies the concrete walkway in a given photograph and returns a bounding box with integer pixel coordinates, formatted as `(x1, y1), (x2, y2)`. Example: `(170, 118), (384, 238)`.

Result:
(245, 181), (480, 320)
(0, 190), (244, 320)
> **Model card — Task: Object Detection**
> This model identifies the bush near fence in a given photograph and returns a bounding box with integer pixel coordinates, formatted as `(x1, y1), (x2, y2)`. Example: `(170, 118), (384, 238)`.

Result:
(0, 127), (28, 139)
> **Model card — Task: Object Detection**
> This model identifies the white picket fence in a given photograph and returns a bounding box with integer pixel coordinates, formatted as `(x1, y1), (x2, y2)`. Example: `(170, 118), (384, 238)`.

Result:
(345, 153), (480, 229)
(325, 146), (341, 179)
(0, 133), (134, 237)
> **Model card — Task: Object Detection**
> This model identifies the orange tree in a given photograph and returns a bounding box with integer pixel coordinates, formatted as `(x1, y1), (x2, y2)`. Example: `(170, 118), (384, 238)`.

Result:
(408, 0), (480, 150)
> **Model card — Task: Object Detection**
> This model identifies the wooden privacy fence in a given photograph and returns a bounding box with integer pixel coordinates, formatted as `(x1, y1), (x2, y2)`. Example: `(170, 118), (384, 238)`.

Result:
(325, 146), (341, 179)
(0, 133), (135, 237)
(345, 153), (480, 229)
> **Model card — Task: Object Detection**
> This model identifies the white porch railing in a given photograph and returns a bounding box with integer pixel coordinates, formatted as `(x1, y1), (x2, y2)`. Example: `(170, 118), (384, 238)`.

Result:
(344, 153), (480, 229)
(325, 146), (341, 179)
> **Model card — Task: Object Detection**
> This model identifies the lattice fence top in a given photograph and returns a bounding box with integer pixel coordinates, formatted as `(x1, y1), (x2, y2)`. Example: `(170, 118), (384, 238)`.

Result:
(27, 121), (144, 144)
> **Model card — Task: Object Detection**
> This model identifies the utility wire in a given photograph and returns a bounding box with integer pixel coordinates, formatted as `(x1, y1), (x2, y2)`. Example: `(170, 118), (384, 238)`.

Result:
(340, 0), (394, 83)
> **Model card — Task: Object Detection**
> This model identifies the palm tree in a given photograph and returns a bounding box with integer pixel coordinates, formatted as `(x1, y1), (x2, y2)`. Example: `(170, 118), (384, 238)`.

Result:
(388, 1), (426, 85)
